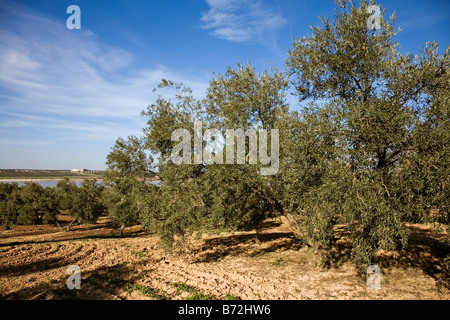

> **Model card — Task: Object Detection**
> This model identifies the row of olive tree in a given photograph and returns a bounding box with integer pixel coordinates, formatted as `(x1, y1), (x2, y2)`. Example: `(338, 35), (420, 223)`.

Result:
(2, 1), (446, 270)
(0, 179), (105, 230)
(56, 178), (105, 229)
(103, 0), (449, 268)
(0, 182), (59, 228)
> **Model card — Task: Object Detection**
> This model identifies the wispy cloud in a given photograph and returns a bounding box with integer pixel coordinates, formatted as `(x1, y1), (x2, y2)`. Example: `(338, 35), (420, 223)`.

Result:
(0, 12), (163, 119)
(0, 1), (208, 138)
(201, 0), (287, 42)
(0, 1), (209, 168)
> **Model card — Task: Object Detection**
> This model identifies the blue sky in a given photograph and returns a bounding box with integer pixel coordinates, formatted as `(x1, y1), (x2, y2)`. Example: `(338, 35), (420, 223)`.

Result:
(0, 0), (448, 170)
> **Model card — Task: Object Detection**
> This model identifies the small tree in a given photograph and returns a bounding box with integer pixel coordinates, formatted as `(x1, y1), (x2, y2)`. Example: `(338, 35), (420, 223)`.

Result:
(56, 177), (78, 212)
(0, 183), (20, 229)
(69, 179), (105, 225)
(103, 136), (154, 234)
(40, 187), (60, 224)
(16, 182), (59, 225)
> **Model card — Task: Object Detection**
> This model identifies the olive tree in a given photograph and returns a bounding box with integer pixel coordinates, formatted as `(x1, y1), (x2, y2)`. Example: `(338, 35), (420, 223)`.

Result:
(135, 65), (288, 248)
(16, 182), (59, 225)
(103, 136), (155, 234)
(0, 183), (20, 229)
(283, 0), (448, 267)
(68, 179), (105, 225)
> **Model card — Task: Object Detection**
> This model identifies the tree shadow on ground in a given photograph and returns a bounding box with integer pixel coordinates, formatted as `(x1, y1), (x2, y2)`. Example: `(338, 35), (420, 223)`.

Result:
(191, 220), (305, 263)
(0, 260), (151, 300)
(192, 221), (449, 294)
(375, 224), (450, 291)
(0, 228), (61, 240)
(0, 226), (146, 248)
(0, 256), (67, 278)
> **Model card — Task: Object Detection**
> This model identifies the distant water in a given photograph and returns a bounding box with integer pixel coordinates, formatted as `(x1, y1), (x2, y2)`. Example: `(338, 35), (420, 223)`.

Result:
(0, 180), (84, 188)
(0, 180), (161, 188)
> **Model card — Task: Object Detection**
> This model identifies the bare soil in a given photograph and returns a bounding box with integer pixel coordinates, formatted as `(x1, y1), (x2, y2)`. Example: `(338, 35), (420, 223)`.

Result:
(0, 215), (448, 300)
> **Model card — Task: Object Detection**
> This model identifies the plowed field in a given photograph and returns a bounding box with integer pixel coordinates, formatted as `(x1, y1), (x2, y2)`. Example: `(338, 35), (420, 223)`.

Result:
(0, 216), (448, 300)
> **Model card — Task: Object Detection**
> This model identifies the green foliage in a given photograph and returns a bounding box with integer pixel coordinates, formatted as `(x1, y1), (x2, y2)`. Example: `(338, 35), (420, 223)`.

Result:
(92, 0), (450, 271)
(141, 80), (202, 161)
(133, 64), (288, 249)
(68, 179), (105, 224)
(222, 294), (241, 300)
(168, 282), (218, 300)
(0, 182), (59, 228)
(205, 63), (288, 129)
(186, 292), (217, 300)
(282, 0), (448, 268)
(103, 136), (158, 233)
(0, 183), (20, 229)
(396, 43), (450, 224)
(56, 177), (78, 211)
(56, 177), (105, 225)
(102, 183), (140, 232)
(123, 283), (168, 300)
(272, 256), (286, 266)
(1, 0), (444, 274)
(168, 282), (198, 295)
(199, 164), (279, 234)
(39, 187), (60, 224)
(18, 182), (59, 225)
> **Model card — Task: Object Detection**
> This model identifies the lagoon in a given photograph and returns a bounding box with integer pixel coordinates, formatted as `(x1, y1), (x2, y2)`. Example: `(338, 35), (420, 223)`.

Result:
(0, 179), (89, 188)
(0, 179), (161, 188)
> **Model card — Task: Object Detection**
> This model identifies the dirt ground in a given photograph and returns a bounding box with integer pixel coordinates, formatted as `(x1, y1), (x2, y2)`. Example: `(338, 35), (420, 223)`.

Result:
(0, 215), (448, 300)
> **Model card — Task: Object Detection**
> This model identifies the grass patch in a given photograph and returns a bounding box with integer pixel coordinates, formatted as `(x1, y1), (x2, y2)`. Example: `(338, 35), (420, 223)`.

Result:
(123, 283), (168, 300)
(168, 281), (197, 295)
(168, 281), (239, 300)
(272, 256), (286, 266)
(131, 249), (148, 259)
(186, 292), (217, 300)
(221, 294), (241, 300)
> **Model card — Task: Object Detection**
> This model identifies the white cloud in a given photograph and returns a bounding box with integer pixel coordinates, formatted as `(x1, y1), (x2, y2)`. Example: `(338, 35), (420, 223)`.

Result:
(0, 19), (157, 118)
(0, 1), (214, 169)
(0, 1), (208, 143)
(201, 0), (287, 42)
